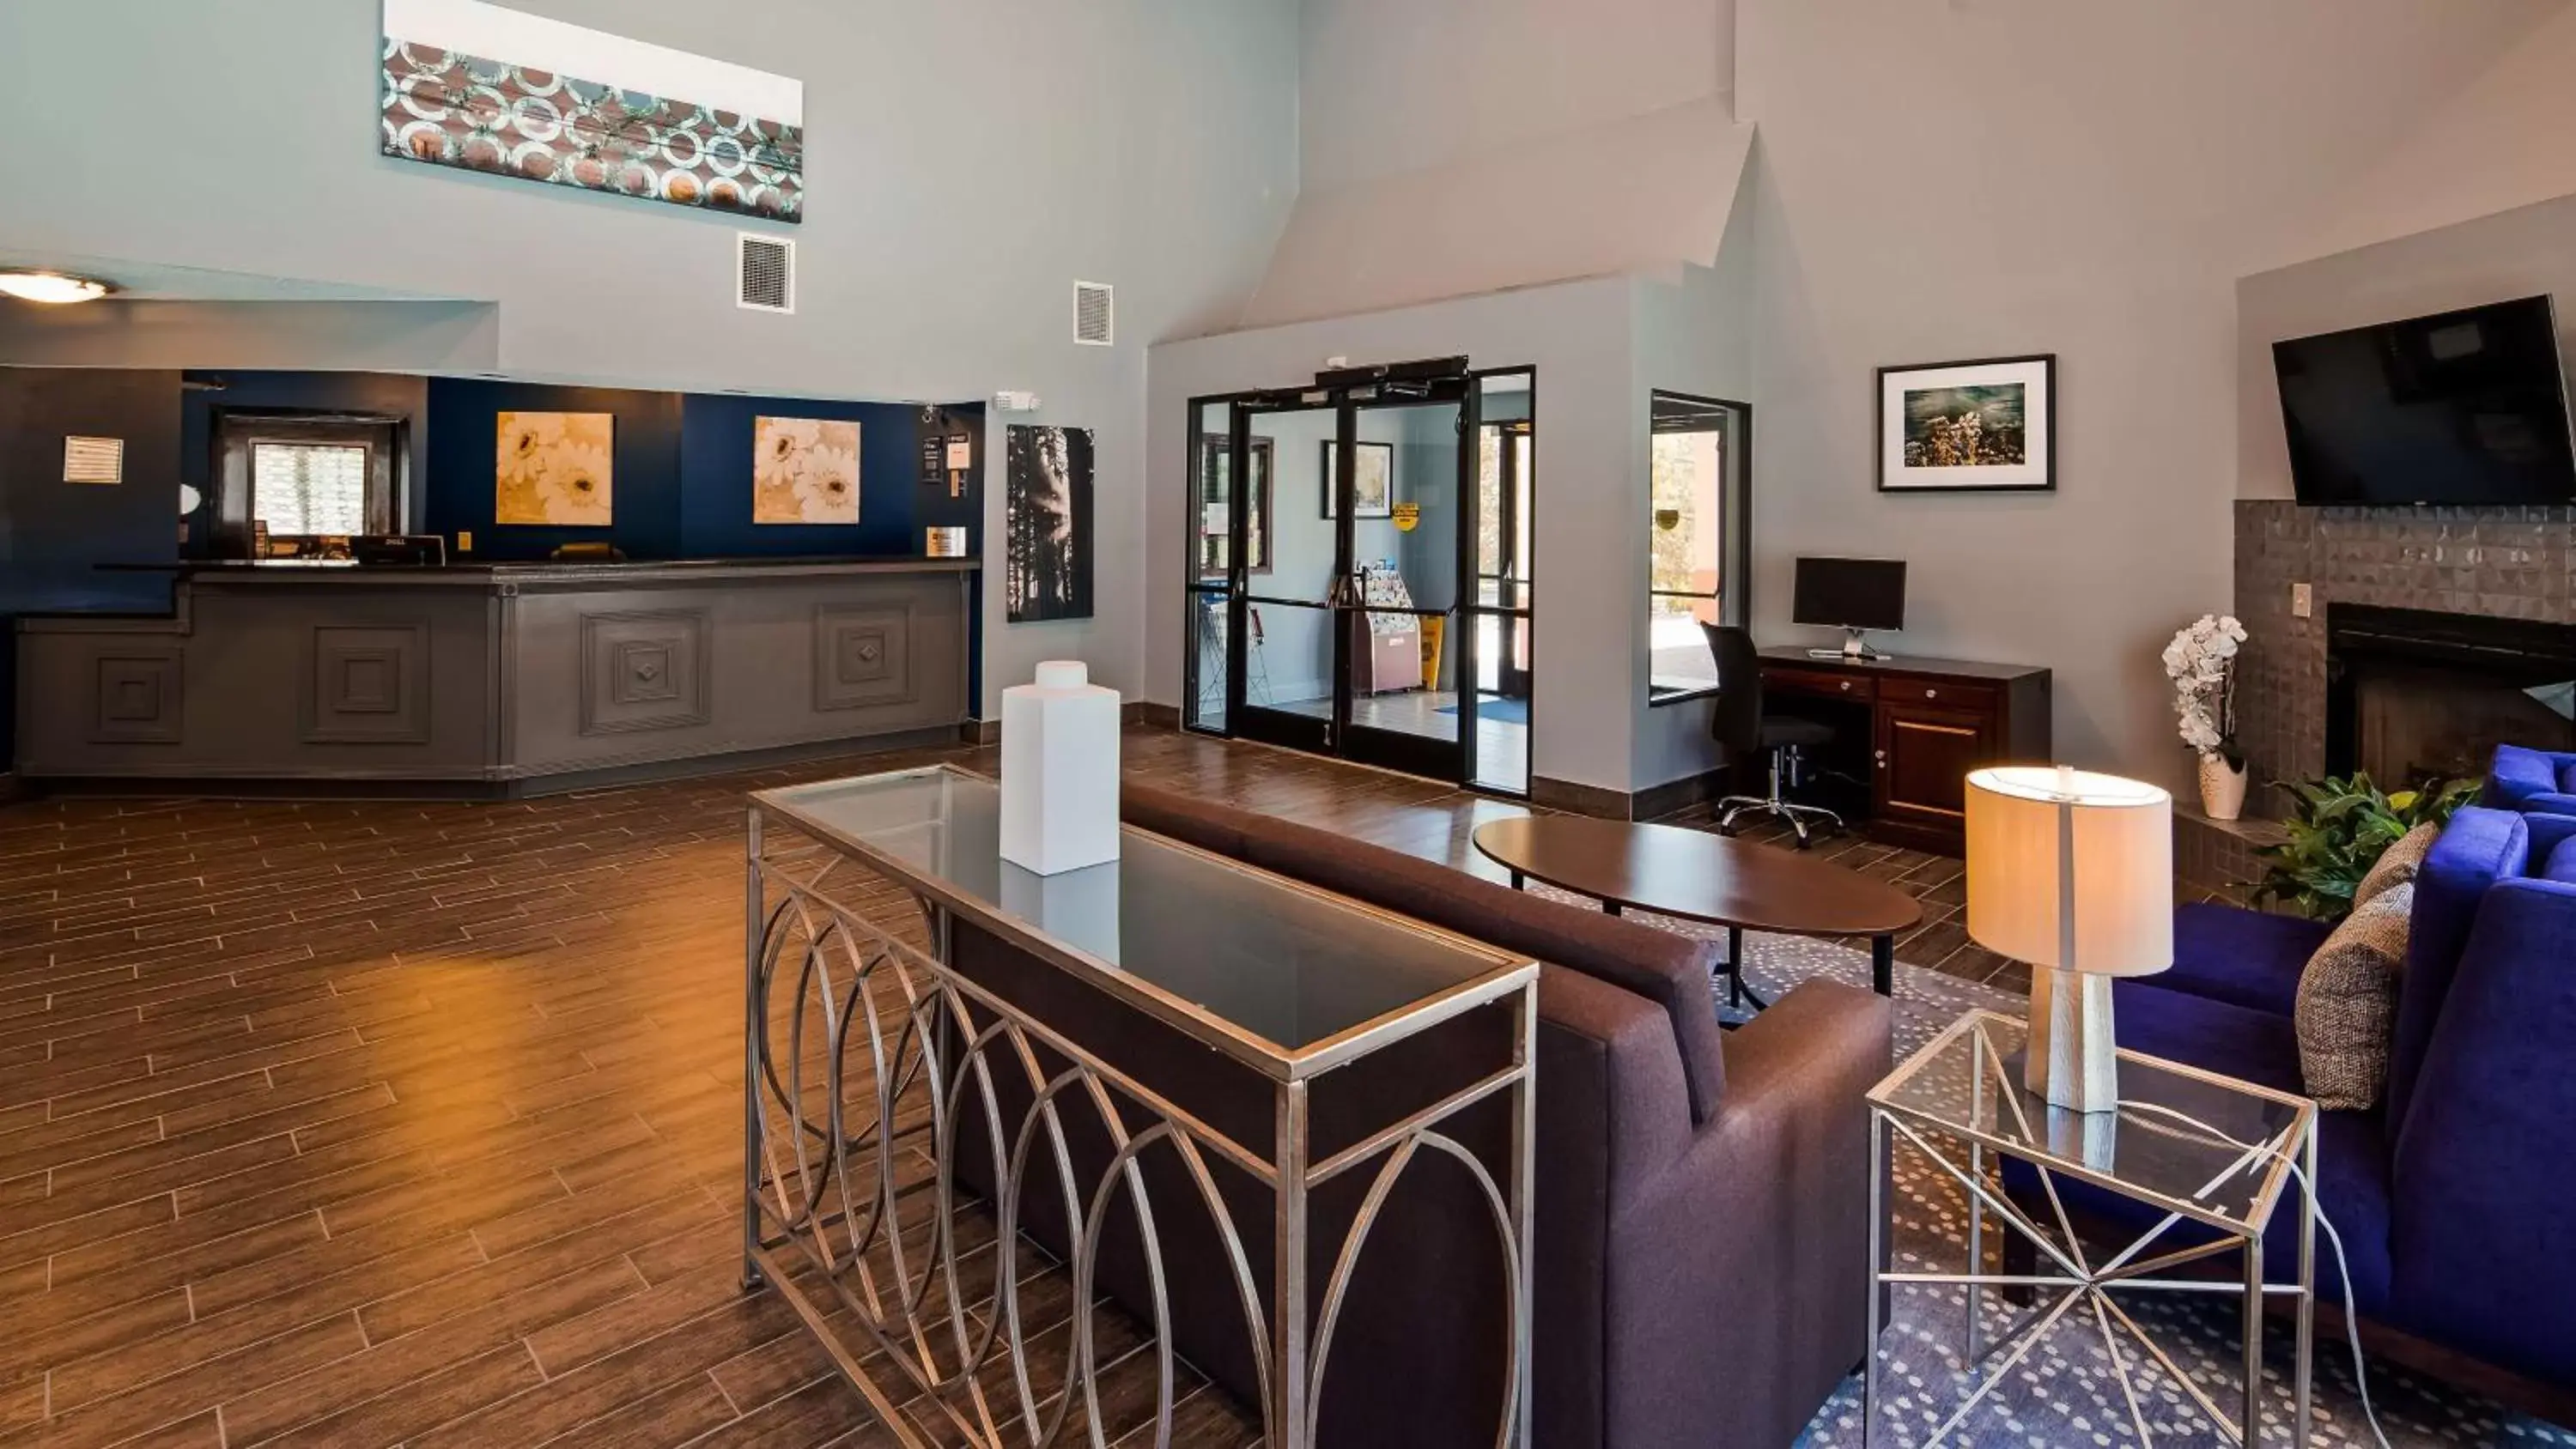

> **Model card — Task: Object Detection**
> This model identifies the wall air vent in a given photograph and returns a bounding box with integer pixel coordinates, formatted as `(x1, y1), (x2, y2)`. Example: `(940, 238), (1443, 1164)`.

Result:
(1073, 280), (1114, 346)
(738, 233), (795, 313)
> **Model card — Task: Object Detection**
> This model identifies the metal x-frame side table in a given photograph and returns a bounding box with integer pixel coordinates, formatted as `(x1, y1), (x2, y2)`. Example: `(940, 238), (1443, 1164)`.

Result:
(1863, 1009), (2318, 1447)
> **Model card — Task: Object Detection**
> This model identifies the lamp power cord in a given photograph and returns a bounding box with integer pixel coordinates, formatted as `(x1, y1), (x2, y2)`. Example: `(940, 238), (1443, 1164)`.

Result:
(2111, 1098), (2391, 1449)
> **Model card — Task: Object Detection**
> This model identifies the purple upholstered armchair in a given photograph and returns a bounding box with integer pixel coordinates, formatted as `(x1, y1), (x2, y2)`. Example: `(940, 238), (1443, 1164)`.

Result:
(2483, 743), (2576, 817)
(2008, 804), (2576, 1415)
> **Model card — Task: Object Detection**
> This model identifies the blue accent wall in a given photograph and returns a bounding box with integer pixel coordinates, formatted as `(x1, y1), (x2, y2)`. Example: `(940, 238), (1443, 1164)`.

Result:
(677, 394), (978, 558)
(423, 379), (686, 561)
(422, 381), (979, 562)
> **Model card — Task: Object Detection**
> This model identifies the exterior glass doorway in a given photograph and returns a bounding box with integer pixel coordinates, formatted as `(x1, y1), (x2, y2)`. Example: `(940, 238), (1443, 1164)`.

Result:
(1185, 364), (1534, 796)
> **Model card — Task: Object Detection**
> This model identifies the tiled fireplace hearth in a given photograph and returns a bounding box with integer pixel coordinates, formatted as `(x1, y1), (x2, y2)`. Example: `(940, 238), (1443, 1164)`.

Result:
(2236, 500), (2576, 811)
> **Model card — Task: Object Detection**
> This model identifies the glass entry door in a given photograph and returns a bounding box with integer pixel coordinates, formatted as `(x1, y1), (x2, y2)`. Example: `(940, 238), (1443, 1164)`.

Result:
(1219, 371), (1491, 787)
(1227, 394), (1340, 756)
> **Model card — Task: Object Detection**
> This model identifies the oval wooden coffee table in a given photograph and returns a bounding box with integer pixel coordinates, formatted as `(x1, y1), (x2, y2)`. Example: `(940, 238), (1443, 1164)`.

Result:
(1471, 815), (1924, 1003)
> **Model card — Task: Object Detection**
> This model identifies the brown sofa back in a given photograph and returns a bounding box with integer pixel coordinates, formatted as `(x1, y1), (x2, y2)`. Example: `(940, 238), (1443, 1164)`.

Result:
(945, 780), (1883, 1448)
(1124, 782), (1732, 1124)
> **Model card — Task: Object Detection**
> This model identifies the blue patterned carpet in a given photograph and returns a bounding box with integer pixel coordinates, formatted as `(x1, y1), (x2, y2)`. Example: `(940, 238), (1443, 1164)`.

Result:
(1525, 882), (2576, 1448)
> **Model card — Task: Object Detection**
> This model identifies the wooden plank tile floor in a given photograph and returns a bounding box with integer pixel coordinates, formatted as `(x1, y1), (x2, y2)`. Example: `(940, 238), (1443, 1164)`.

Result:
(0, 724), (2053, 1447)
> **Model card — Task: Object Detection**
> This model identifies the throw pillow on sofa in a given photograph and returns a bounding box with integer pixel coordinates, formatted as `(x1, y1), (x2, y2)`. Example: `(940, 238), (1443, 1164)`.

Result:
(2354, 822), (2439, 910)
(2294, 881), (2414, 1110)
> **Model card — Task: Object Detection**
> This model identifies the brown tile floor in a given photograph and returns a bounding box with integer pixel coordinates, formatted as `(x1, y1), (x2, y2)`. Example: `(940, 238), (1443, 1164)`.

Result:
(0, 723), (2119, 1446)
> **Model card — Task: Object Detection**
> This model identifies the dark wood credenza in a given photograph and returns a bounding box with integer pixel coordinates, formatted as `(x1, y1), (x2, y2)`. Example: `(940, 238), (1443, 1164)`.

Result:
(1756, 646), (2051, 855)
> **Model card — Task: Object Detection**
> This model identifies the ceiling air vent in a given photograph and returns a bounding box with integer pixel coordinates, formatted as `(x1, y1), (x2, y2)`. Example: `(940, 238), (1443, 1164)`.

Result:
(738, 233), (794, 314)
(1073, 280), (1114, 347)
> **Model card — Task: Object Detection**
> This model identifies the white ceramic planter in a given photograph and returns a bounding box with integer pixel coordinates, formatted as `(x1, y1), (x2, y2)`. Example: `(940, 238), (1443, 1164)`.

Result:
(2197, 752), (2249, 822)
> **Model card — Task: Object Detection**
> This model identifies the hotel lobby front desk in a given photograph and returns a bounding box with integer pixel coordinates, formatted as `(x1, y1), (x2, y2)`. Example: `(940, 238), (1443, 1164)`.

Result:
(13, 557), (975, 793)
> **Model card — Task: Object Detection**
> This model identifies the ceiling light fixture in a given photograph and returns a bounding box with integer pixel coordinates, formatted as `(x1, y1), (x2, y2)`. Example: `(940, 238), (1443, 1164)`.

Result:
(0, 270), (118, 305)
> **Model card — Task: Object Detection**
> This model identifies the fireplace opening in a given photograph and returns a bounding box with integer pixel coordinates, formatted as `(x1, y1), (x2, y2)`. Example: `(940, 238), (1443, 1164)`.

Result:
(2326, 603), (2576, 785)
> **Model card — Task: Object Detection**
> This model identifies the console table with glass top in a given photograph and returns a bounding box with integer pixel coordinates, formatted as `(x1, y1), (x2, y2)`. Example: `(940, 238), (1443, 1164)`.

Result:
(743, 766), (1539, 1449)
(1863, 1009), (2317, 1448)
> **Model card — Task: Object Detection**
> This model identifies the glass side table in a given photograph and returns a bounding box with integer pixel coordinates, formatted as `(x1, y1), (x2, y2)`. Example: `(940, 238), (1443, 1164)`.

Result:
(1863, 1009), (2317, 1447)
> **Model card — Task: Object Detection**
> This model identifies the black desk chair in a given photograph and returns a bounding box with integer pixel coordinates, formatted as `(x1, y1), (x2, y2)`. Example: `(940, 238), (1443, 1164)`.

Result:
(1703, 622), (1845, 848)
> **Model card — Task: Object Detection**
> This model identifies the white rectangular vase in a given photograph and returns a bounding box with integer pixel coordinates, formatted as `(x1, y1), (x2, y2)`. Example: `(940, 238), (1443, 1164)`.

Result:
(999, 660), (1121, 876)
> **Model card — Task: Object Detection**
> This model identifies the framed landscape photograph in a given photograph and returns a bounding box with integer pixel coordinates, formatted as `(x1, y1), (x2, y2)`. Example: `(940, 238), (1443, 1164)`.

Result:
(1877, 355), (2055, 493)
(1319, 440), (1395, 518)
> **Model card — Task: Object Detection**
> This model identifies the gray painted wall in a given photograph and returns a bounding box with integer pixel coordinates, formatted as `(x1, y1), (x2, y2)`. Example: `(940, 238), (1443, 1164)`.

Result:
(1733, 0), (2562, 789)
(2239, 190), (2576, 504)
(1149, 277), (1643, 794)
(1631, 191), (1759, 792)
(0, 0), (1301, 714)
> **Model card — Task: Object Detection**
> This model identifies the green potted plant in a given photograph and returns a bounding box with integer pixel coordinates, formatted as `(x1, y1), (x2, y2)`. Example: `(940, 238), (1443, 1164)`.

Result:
(2250, 773), (2476, 921)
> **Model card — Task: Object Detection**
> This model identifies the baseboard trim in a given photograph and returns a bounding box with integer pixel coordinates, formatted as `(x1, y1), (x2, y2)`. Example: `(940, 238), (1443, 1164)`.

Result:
(1633, 766), (1732, 822)
(1532, 765), (1734, 822)
(970, 704), (1175, 746)
(1528, 775), (1633, 820)
(0, 772), (25, 807)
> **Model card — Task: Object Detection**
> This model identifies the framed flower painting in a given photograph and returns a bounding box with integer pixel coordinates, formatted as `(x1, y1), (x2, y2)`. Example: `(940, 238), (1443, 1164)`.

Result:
(495, 412), (614, 525)
(753, 416), (861, 524)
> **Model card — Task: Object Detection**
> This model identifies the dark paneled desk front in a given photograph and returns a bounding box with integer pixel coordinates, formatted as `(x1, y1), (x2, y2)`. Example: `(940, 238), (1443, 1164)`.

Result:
(1756, 646), (2051, 855)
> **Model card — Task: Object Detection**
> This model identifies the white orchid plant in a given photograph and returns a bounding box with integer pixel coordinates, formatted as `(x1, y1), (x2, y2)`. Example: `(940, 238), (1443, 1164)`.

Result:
(2163, 614), (2246, 767)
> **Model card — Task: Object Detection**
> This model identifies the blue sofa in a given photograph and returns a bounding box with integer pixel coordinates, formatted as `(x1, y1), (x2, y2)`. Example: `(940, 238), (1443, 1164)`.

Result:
(2005, 804), (2576, 1410)
(2485, 743), (2576, 818)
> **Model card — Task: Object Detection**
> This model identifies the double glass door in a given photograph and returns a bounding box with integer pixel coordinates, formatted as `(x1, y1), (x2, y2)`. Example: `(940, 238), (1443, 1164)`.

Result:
(1188, 368), (1531, 793)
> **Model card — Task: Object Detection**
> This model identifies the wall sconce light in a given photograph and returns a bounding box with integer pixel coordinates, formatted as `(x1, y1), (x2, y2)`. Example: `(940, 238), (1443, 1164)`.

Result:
(0, 270), (118, 304)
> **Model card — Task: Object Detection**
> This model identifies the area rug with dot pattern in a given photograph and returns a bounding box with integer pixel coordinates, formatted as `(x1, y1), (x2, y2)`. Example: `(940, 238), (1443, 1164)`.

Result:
(1517, 882), (2574, 1448)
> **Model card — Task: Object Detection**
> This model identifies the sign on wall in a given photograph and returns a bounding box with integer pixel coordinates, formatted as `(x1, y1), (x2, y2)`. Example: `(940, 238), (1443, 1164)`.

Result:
(62, 436), (124, 484)
(380, 0), (806, 223)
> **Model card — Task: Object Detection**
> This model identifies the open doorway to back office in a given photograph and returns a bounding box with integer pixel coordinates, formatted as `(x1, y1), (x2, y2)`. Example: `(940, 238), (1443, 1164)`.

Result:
(1184, 363), (1535, 797)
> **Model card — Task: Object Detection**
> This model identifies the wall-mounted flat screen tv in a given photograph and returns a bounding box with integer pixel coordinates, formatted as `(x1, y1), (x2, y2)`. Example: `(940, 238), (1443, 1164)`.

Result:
(2274, 295), (2576, 506)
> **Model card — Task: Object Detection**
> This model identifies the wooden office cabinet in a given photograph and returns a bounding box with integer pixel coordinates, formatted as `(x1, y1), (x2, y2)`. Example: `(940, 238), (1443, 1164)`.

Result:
(1758, 647), (2051, 855)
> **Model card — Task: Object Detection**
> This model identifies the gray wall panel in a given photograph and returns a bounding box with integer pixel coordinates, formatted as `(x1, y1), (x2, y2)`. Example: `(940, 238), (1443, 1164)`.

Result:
(16, 561), (971, 787)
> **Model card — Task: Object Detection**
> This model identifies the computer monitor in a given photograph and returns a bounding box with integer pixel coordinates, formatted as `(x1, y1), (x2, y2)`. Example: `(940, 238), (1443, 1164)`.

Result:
(353, 535), (447, 567)
(1792, 556), (1905, 658)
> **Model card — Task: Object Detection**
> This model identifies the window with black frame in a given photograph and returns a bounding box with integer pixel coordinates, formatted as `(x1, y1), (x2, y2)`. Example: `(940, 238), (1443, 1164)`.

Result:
(212, 413), (404, 555)
(1647, 392), (1752, 702)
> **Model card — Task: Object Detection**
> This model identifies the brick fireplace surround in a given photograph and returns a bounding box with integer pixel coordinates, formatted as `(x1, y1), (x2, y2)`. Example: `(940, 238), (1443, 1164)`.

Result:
(2165, 501), (2576, 893)
(2234, 500), (2576, 805)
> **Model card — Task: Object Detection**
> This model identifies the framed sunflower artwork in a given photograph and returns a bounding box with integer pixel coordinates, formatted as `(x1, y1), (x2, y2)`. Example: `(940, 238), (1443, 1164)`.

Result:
(495, 411), (615, 525)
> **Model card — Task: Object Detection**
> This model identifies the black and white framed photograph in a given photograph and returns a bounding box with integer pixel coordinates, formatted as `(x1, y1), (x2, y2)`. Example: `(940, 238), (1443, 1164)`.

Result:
(1005, 424), (1094, 622)
(1877, 355), (2055, 492)
(1319, 440), (1395, 518)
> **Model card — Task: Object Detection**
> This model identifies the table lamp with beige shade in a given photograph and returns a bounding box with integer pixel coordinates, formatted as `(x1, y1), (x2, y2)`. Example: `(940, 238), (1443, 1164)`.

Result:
(1965, 766), (2174, 1114)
